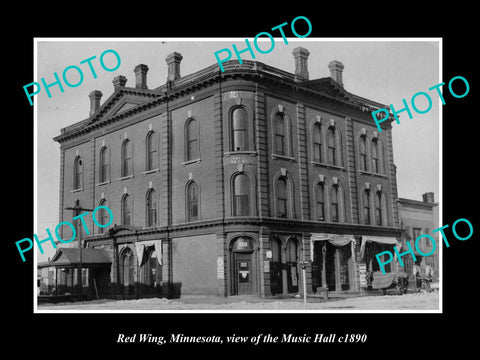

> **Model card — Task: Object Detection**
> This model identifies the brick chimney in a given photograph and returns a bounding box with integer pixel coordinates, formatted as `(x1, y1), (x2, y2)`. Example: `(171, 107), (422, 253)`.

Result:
(292, 47), (310, 81)
(328, 60), (345, 87)
(113, 75), (127, 91)
(88, 90), (102, 117)
(422, 192), (435, 203)
(134, 64), (149, 89)
(166, 52), (183, 81)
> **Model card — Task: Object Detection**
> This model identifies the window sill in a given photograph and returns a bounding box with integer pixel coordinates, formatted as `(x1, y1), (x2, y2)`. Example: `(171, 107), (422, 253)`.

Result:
(224, 151), (257, 156)
(142, 168), (159, 175)
(311, 161), (345, 171)
(181, 158), (201, 166)
(97, 181), (110, 186)
(71, 188), (83, 193)
(271, 153), (295, 162)
(118, 175), (134, 181)
(358, 170), (387, 178)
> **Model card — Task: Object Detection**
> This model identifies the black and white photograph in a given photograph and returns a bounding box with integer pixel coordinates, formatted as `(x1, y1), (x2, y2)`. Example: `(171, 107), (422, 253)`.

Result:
(6, 7), (478, 355)
(33, 39), (441, 312)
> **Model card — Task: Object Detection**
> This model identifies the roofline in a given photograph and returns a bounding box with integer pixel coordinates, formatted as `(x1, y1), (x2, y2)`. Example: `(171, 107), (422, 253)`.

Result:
(398, 197), (438, 208)
(53, 59), (394, 144)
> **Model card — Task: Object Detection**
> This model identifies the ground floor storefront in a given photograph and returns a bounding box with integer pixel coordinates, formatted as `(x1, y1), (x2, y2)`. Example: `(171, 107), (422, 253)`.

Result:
(44, 221), (399, 300)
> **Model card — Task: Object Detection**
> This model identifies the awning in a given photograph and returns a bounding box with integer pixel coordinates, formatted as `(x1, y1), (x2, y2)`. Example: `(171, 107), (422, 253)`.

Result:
(49, 248), (111, 268)
(362, 236), (398, 245)
(360, 236), (399, 259)
(134, 240), (162, 266)
(311, 233), (356, 247)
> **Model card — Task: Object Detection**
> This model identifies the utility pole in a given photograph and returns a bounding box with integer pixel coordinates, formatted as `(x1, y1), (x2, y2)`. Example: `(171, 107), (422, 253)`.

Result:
(65, 199), (93, 298)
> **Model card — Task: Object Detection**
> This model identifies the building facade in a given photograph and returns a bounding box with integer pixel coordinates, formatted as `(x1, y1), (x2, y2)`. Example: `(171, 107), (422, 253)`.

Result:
(398, 192), (439, 285)
(53, 46), (402, 298)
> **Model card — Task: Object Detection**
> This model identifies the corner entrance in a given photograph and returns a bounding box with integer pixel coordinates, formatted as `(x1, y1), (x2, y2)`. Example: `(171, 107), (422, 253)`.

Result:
(235, 254), (252, 295)
(231, 237), (257, 296)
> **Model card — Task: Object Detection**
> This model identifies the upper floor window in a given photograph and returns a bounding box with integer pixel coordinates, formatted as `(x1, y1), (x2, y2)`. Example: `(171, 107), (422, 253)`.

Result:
(313, 123), (322, 162)
(276, 177), (288, 218)
(73, 156), (83, 190)
(315, 182), (325, 221)
(231, 107), (249, 151)
(274, 113), (286, 156)
(327, 128), (336, 165)
(232, 173), (250, 216)
(146, 189), (157, 227)
(371, 140), (379, 173)
(98, 198), (109, 233)
(331, 185), (339, 222)
(121, 139), (133, 177)
(363, 190), (371, 225)
(146, 131), (158, 171)
(186, 118), (199, 161)
(186, 181), (199, 221)
(121, 194), (132, 226)
(359, 136), (367, 171)
(375, 191), (382, 226)
(99, 146), (109, 183)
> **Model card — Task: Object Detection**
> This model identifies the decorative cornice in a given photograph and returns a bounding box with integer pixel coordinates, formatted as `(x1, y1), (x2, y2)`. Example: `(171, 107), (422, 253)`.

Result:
(54, 60), (392, 144)
(84, 217), (401, 245)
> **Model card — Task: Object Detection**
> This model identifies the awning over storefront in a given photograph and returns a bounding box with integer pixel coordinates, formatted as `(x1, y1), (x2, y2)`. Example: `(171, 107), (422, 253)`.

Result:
(49, 248), (111, 268)
(311, 233), (356, 261)
(134, 240), (162, 266)
(360, 236), (399, 259)
(311, 233), (356, 247)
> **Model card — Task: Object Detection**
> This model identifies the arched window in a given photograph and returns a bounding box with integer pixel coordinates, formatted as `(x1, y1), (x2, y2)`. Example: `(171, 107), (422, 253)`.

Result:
(371, 140), (379, 174)
(331, 185), (339, 222)
(233, 173), (250, 216)
(276, 177), (288, 218)
(146, 131), (158, 171)
(270, 237), (282, 263)
(144, 248), (159, 290)
(121, 139), (132, 177)
(232, 107), (248, 151)
(327, 128), (336, 165)
(186, 118), (199, 161)
(73, 156), (83, 190)
(146, 189), (157, 227)
(286, 239), (298, 263)
(98, 199), (109, 233)
(315, 182), (325, 221)
(99, 147), (109, 183)
(186, 181), (199, 221)
(313, 123), (322, 162)
(359, 136), (367, 171)
(375, 192), (383, 226)
(363, 190), (371, 225)
(121, 194), (132, 226)
(120, 248), (134, 288)
(274, 113), (286, 156)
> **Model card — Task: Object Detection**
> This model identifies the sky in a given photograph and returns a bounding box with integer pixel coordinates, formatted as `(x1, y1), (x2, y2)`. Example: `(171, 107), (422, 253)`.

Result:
(34, 38), (440, 262)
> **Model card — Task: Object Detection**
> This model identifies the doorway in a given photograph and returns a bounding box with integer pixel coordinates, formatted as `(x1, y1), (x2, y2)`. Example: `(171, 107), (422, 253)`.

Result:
(235, 253), (253, 295)
(286, 238), (299, 293)
(231, 237), (257, 296)
(269, 237), (283, 295)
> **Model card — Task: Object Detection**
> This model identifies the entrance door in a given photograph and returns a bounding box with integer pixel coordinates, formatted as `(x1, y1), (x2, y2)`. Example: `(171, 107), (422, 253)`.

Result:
(287, 262), (299, 293)
(235, 254), (253, 295)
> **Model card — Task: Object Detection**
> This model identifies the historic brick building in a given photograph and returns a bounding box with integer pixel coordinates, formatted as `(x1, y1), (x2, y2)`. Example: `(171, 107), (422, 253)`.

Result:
(53, 46), (402, 298)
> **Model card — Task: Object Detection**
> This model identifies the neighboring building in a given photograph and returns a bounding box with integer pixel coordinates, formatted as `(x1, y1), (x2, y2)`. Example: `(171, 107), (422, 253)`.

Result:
(37, 261), (55, 295)
(398, 192), (439, 284)
(53, 46), (402, 299)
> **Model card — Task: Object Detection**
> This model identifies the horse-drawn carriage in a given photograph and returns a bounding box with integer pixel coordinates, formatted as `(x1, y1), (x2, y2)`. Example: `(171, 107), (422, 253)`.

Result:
(370, 271), (409, 295)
